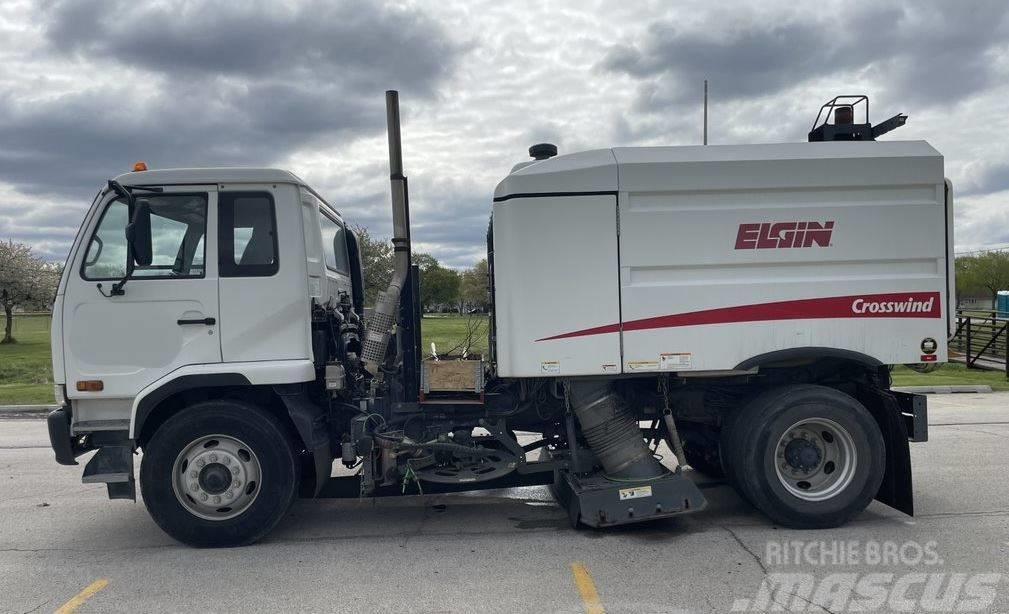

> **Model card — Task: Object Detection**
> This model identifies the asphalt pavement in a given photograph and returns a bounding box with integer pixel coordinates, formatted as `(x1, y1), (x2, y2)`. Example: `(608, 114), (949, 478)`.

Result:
(0, 394), (1007, 613)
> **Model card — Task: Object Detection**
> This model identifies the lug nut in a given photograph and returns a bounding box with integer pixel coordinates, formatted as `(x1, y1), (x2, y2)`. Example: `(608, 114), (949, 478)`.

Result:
(225, 491), (234, 499)
(200, 493), (208, 501)
(213, 495), (221, 504)
(191, 482), (199, 492)
(189, 470), (197, 479)
(197, 459), (206, 468)
(210, 454), (218, 462)
(233, 480), (241, 488)
(222, 456), (231, 465)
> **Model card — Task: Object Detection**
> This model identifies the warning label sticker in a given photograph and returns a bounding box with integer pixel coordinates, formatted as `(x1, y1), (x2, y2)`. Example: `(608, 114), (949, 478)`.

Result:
(627, 361), (659, 371)
(660, 353), (692, 371)
(540, 361), (560, 375)
(618, 485), (652, 501)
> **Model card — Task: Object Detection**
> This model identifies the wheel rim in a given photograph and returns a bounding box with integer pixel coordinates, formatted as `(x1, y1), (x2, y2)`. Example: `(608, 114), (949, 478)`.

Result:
(773, 417), (857, 502)
(171, 434), (262, 521)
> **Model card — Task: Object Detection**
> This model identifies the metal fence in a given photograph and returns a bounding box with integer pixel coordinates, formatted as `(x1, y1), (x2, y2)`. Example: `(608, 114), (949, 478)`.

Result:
(951, 310), (1009, 377)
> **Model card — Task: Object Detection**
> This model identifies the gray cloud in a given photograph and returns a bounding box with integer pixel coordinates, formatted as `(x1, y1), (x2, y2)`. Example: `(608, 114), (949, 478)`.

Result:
(43, 0), (457, 95)
(0, 1), (462, 200)
(601, 2), (1009, 111)
(3, 0), (1009, 268)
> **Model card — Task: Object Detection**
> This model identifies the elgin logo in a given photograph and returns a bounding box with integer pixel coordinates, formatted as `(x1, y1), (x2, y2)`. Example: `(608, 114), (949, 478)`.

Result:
(735, 221), (835, 249)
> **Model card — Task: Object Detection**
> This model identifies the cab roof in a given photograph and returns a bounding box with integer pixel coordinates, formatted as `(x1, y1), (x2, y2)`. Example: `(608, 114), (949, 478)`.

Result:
(113, 167), (308, 187)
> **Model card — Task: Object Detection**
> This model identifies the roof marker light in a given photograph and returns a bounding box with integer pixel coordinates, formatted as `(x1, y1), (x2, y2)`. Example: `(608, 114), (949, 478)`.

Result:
(133, 161), (148, 172)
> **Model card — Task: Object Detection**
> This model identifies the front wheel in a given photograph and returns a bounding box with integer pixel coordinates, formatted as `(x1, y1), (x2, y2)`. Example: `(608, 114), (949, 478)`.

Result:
(725, 385), (885, 529)
(140, 400), (299, 547)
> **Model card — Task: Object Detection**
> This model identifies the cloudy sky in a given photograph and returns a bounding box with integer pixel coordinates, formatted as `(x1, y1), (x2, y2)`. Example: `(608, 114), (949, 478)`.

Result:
(1, 0), (1008, 268)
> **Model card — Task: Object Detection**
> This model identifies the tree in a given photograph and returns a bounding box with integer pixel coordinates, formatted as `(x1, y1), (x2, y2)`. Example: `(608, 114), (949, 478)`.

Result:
(412, 252), (439, 273)
(0, 241), (59, 344)
(460, 258), (489, 311)
(349, 228), (463, 310)
(956, 251), (1009, 308)
(416, 255), (460, 311)
(351, 225), (392, 307)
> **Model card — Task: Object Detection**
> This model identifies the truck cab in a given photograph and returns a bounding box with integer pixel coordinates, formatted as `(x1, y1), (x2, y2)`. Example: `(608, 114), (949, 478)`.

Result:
(49, 168), (364, 501)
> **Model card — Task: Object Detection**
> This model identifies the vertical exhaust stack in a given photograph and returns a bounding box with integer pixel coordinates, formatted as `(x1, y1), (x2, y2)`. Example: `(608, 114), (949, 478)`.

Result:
(362, 91), (411, 375)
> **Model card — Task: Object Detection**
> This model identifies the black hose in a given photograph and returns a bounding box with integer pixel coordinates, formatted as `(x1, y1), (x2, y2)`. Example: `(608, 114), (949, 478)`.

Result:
(378, 436), (498, 457)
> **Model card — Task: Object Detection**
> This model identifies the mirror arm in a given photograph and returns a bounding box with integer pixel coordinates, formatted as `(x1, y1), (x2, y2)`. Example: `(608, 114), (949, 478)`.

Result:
(101, 179), (138, 297)
(109, 258), (135, 296)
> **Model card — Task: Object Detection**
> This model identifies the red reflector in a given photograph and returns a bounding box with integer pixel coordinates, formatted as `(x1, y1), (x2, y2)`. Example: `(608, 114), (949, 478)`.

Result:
(76, 380), (104, 392)
(920, 355), (938, 362)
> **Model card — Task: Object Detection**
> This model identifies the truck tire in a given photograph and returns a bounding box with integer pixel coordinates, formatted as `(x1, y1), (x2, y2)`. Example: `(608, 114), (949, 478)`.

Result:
(140, 400), (300, 547)
(681, 425), (725, 478)
(726, 385), (885, 529)
(718, 408), (751, 503)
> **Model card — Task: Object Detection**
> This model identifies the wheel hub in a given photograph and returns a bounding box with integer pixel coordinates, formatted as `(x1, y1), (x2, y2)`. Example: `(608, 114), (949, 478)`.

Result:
(784, 438), (822, 473)
(198, 463), (232, 494)
(773, 418), (858, 502)
(171, 435), (262, 521)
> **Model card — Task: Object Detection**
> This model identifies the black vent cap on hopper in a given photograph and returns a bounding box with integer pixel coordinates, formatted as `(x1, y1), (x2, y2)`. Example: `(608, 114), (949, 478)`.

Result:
(529, 143), (558, 160)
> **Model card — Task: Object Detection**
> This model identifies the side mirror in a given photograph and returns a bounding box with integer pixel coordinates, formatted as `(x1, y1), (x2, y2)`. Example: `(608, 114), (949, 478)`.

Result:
(126, 200), (153, 267)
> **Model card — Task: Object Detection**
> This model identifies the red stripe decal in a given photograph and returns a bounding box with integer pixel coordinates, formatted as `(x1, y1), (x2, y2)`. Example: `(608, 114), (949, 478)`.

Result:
(536, 292), (941, 342)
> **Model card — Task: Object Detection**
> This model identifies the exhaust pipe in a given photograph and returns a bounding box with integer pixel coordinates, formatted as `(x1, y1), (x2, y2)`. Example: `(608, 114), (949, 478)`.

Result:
(567, 381), (665, 480)
(362, 91), (411, 374)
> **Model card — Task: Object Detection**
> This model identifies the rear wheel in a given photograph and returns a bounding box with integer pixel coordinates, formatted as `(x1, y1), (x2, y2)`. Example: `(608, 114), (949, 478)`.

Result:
(726, 385), (884, 529)
(681, 425), (725, 478)
(140, 400), (299, 547)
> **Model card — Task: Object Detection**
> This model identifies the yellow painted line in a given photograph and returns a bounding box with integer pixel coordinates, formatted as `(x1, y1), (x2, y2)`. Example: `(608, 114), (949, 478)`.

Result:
(54, 579), (108, 614)
(570, 562), (605, 614)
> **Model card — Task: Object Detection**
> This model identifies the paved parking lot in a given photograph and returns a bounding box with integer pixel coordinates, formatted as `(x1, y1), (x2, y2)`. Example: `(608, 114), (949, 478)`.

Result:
(1, 393), (1007, 613)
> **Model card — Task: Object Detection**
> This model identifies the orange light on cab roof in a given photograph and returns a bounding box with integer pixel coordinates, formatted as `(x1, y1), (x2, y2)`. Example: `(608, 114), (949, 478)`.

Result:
(76, 380), (104, 392)
(133, 161), (148, 172)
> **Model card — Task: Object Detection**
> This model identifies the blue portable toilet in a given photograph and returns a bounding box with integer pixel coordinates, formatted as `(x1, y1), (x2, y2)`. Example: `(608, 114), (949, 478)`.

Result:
(998, 291), (1009, 318)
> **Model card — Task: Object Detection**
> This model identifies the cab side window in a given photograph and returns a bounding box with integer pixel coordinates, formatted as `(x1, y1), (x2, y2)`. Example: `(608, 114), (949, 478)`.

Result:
(219, 192), (279, 277)
(81, 194), (207, 280)
(319, 212), (351, 275)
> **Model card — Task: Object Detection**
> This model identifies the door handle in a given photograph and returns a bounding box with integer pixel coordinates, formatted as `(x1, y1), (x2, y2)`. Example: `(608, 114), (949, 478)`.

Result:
(177, 317), (216, 326)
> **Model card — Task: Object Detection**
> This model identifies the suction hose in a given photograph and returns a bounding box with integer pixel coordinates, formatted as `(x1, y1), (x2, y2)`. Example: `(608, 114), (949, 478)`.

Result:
(567, 381), (666, 480)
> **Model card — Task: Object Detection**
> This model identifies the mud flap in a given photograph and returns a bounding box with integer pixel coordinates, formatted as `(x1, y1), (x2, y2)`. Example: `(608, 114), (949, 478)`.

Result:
(274, 385), (332, 497)
(82, 445), (136, 501)
(859, 387), (916, 516)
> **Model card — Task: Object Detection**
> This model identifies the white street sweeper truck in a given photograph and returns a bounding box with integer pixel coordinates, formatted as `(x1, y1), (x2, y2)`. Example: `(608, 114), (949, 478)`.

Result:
(46, 93), (946, 546)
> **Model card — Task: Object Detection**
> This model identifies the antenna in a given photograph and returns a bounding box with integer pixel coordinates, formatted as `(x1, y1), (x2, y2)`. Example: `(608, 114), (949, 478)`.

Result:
(703, 79), (708, 145)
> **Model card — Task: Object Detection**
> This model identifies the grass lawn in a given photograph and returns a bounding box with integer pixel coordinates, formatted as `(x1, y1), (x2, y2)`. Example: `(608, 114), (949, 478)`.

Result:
(0, 315), (54, 405)
(890, 363), (1009, 391)
(2, 312), (1006, 403)
(419, 314), (489, 356)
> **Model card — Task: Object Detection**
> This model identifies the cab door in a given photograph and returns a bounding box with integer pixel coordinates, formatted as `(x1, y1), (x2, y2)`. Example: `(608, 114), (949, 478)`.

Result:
(62, 186), (221, 402)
